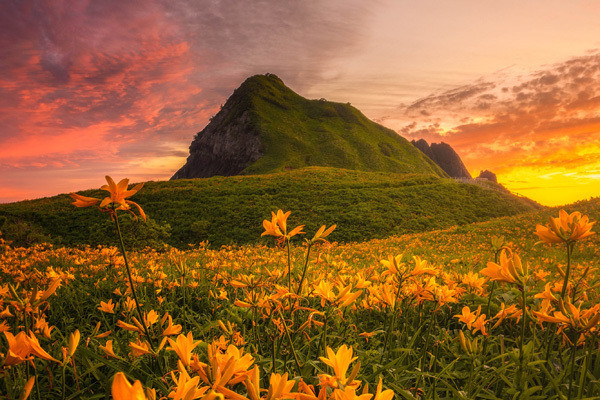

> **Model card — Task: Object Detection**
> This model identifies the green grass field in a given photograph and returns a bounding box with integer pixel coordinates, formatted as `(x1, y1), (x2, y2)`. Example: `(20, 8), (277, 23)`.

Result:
(0, 167), (541, 248)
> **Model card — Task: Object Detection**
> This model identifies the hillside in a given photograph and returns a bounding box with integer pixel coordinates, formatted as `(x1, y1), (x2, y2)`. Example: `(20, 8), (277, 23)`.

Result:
(172, 73), (446, 179)
(0, 167), (542, 248)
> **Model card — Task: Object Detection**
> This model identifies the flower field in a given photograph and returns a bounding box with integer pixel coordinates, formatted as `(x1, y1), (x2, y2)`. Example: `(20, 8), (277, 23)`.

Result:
(1, 178), (600, 399)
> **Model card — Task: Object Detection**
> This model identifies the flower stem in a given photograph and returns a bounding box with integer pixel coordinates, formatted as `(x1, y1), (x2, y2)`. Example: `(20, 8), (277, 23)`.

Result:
(113, 211), (155, 351)
(567, 341), (577, 400)
(381, 277), (403, 364)
(561, 243), (574, 300)
(518, 285), (527, 393)
(286, 240), (292, 294)
(276, 308), (302, 377)
(296, 242), (312, 295)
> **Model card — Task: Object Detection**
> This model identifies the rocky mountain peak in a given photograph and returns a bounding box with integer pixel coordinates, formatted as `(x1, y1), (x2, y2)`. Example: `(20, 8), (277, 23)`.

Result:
(410, 139), (472, 179)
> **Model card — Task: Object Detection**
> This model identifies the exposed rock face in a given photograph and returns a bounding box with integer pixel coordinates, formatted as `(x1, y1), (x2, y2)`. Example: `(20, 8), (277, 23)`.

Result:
(477, 170), (498, 183)
(411, 139), (472, 179)
(171, 103), (262, 180)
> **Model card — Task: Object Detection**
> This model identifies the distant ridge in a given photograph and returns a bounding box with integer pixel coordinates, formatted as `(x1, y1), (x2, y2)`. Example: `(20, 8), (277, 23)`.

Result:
(411, 139), (472, 179)
(172, 73), (447, 179)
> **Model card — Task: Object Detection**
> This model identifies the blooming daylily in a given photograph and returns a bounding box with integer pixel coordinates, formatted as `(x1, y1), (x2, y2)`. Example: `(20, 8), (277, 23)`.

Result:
(98, 299), (116, 313)
(480, 250), (527, 286)
(261, 210), (304, 241)
(70, 176), (146, 221)
(535, 210), (595, 245)
(99, 340), (119, 359)
(2, 331), (59, 366)
(318, 345), (360, 389)
(111, 372), (149, 400)
(167, 332), (201, 368)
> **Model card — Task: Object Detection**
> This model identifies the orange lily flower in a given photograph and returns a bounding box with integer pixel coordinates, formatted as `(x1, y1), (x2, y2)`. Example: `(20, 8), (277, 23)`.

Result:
(374, 377), (395, 400)
(129, 339), (152, 358)
(169, 361), (210, 400)
(69, 176), (146, 221)
(535, 210), (595, 245)
(2, 331), (59, 366)
(311, 224), (336, 243)
(111, 372), (148, 400)
(67, 329), (80, 358)
(318, 345), (360, 389)
(20, 376), (36, 400)
(168, 332), (201, 368)
(162, 315), (183, 336)
(98, 299), (116, 313)
(261, 210), (304, 242)
(99, 340), (119, 359)
(480, 250), (527, 286)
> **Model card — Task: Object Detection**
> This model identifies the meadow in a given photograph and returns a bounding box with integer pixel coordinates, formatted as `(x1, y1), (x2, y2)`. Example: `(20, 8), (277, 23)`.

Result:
(1, 177), (599, 400)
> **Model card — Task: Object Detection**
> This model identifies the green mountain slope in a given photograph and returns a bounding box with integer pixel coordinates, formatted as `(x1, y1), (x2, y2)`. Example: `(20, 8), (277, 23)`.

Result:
(0, 167), (542, 248)
(172, 74), (447, 178)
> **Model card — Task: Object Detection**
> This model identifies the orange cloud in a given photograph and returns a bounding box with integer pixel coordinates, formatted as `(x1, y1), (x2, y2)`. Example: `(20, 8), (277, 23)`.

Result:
(387, 52), (600, 206)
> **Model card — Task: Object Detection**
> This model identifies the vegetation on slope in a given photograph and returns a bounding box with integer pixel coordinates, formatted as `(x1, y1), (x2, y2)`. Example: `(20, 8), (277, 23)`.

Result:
(209, 73), (447, 177)
(0, 167), (541, 248)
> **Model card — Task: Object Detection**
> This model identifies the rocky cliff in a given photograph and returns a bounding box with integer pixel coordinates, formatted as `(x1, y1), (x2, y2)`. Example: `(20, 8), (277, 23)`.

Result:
(411, 139), (472, 179)
(171, 92), (262, 180)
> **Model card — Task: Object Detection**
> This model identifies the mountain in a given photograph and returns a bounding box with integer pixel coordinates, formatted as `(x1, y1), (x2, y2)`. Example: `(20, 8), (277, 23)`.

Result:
(172, 73), (446, 179)
(411, 139), (472, 179)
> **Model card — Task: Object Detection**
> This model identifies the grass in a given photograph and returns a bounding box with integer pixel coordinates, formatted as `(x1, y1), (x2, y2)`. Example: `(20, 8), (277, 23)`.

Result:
(0, 167), (541, 248)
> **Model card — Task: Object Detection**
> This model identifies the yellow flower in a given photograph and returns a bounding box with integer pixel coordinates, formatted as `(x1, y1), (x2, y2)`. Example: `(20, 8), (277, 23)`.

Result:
(373, 377), (394, 400)
(480, 250), (527, 286)
(2, 331), (59, 366)
(111, 372), (148, 400)
(311, 224), (336, 243)
(535, 210), (595, 244)
(261, 210), (304, 241)
(19, 376), (36, 400)
(162, 314), (183, 336)
(98, 299), (116, 313)
(67, 329), (80, 358)
(167, 332), (201, 368)
(69, 176), (146, 221)
(318, 345), (359, 389)
(99, 340), (119, 359)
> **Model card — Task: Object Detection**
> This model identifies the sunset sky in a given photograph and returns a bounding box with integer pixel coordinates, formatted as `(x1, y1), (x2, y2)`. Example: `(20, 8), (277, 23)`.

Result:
(2, 0), (600, 206)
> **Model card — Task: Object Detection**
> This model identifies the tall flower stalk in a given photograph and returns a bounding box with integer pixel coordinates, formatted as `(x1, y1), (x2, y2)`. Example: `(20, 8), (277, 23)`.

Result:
(70, 176), (154, 350)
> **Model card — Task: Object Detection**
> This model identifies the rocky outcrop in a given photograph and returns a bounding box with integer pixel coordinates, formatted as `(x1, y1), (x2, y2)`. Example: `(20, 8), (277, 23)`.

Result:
(171, 99), (262, 180)
(411, 139), (472, 179)
(477, 170), (498, 183)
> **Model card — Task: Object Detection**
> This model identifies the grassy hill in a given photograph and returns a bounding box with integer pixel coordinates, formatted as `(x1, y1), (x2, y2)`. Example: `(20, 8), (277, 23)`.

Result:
(0, 167), (542, 248)
(172, 73), (447, 178)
